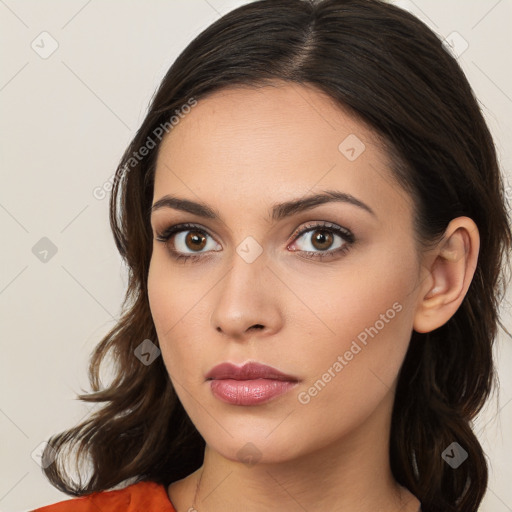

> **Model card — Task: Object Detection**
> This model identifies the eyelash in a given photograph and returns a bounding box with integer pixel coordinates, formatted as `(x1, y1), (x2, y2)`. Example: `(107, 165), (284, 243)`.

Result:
(155, 221), (355, 263)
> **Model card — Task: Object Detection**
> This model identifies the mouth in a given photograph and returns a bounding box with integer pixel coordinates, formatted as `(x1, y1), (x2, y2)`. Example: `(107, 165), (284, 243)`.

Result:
(208, 378), (299, 406)
(205, 361), (299, 382)
(205, 361), (300, 406)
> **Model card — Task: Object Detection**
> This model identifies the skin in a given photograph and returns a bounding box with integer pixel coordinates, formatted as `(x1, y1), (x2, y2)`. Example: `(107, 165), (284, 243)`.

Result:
(147, 81), (479, 512)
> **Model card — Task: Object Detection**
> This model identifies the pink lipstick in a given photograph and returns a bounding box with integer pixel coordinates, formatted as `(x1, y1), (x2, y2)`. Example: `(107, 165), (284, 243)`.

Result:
(206, 361), (299, 406)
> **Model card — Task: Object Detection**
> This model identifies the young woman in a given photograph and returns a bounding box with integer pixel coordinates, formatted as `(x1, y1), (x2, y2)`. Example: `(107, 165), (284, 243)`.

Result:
(32, 0), (511, 511)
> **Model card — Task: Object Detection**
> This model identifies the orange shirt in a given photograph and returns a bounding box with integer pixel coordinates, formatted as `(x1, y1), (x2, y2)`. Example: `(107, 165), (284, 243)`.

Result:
(31, 481), (177, 512)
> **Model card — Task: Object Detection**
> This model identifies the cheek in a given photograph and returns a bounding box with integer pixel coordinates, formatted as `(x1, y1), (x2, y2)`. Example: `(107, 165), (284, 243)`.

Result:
(147, 253), (201, 332)
(147, 259), (172, 335)
(294, 288), (414, 439)
(298, 245), (418, 390)
(148, 258), (185, 374)
(147, 257), (211, 383)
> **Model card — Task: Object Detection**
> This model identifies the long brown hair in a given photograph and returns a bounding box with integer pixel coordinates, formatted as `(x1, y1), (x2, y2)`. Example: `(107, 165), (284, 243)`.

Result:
(42, 1), (512, 510)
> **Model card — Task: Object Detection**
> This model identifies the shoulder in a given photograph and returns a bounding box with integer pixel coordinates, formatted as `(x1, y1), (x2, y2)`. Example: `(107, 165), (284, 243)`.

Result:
(31, 481), (176, 512)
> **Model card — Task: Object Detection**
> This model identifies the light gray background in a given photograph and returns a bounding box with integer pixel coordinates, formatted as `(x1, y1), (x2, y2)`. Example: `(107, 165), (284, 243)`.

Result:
(0, 1), (511, 511)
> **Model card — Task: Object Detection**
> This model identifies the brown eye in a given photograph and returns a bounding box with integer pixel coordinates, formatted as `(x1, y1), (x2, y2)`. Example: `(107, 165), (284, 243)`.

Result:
(185, 231), (207, 251)
(156, 224), (222, 259)
(310, 230), (334, 251)
(288, 221), (354, 260)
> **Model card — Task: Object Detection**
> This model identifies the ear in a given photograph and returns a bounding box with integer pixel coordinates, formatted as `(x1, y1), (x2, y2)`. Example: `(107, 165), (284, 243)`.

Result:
(413, 217), (480, 333)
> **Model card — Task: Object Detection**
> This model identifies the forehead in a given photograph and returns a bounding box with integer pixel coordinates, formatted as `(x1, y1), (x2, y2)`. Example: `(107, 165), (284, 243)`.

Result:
(156, 82), (378, 168)
(153, 82), (412, 221)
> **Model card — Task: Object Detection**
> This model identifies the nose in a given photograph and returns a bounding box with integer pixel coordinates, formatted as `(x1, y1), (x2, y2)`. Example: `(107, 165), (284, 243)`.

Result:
(209, 250), (283, 341)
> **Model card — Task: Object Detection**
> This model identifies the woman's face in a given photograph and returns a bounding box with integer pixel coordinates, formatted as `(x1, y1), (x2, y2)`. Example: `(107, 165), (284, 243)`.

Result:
(148, 83), (425, 464)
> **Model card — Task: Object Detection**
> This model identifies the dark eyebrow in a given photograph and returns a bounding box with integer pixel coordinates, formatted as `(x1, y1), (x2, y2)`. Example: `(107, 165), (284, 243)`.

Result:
(150, 190), (376, 221)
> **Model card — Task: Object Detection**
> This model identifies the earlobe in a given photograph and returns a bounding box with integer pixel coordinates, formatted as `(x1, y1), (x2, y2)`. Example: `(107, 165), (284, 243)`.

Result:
(413, 217), (480, 334)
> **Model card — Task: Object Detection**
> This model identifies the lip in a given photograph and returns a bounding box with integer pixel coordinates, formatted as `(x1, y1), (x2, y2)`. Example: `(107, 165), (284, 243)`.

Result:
(206, 362), (300, 406)
(205, 361), (299, 382)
